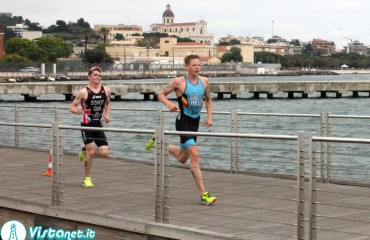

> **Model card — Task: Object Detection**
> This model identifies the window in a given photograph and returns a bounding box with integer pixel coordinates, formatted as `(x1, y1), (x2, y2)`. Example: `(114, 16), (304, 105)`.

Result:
(165, 40), (169, 43)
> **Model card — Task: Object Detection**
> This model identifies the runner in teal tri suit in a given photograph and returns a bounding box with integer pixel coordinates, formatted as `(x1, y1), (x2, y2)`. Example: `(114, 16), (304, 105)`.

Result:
(157, 55), (217, 205)
(175, 75), (205, 149)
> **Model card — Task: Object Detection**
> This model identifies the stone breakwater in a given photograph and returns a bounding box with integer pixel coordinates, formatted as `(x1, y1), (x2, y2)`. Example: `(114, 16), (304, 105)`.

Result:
(0, 70), (339, 83)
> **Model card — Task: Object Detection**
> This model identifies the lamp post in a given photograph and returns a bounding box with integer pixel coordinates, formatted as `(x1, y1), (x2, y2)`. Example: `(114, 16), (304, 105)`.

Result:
(67, 40), (86, 58)
(271, 20), (274, 38)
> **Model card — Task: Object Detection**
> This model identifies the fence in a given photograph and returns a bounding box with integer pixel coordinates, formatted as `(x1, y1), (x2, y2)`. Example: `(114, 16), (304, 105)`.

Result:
(1, 105), (370, 239)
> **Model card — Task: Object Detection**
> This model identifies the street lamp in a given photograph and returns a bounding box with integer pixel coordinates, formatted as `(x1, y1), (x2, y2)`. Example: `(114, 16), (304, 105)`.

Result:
(67, 40), (86, 58)
(271, 20), (274, 38)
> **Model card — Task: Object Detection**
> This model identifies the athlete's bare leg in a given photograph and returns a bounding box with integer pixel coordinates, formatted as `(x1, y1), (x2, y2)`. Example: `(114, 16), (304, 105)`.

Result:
(188, 146), (205, 195)
(169, 144), (188, 164)
(84, 144), (109, 177)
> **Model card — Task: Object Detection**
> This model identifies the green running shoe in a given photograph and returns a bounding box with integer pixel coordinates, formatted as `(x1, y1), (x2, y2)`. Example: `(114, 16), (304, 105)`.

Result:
(145, 138), (155, 151)
(79, 146), (86, 161)
(83, 177), (94, 188)
(201, 192), (217, 205)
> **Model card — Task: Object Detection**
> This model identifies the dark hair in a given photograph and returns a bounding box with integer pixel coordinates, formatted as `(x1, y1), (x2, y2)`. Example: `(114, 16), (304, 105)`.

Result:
(88, 66), (102, 75)
(184, 55), (200, 65)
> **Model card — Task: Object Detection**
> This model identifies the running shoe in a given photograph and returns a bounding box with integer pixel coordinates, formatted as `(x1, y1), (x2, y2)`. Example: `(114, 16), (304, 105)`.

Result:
(201, 192), (217, 205)
(83, 177), (94, 188)
(79, 146), (86, 161)
(145, 138), (155, 151)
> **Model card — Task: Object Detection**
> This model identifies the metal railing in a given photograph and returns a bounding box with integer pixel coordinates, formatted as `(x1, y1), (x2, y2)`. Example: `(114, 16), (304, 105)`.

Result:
(1, 109), (370, 239)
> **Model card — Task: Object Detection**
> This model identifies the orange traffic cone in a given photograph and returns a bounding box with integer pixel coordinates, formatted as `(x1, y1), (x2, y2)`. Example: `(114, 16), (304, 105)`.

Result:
(42, 149), (53, 177)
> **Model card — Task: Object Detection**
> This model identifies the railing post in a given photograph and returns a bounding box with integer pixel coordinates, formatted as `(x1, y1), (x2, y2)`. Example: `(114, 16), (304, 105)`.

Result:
(308, 133), (317, 240)
(296, 131), (306, 240)
(54, 105), (60, 122)
(15, 104), (20, 148)
(326, 112), (332, 182)
(230, 110), (239, 173)
(162, 128), (170, 223)
(51, 122), (63, 206)
(157, 107), (164, 127)
(154, 124), (169, 223)
(319, 112), (325, 181)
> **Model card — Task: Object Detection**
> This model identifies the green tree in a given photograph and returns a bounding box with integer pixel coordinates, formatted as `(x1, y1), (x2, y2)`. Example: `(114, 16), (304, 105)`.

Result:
(218, 41), (230, 46)
(85, 43), (113, 64)
(115, 33), (124, 41)
(221, 47), (243, 63)
(35, 36), (73, 60)
(56, 20), (68, 32)
(81, 28), (94, 63)
(0, 54), (31, 64)
(76, 18), (90, 28)
(303, 43), (313, 55)
(229, 39), (241, 45)
(4, 28), (17, 44)
(5, 38), (41, 60)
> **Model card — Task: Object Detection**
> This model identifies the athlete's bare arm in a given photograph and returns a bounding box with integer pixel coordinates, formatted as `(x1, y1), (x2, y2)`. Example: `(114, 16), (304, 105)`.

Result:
(103, 86), (111, 123)
(158, 77), (182, 112)
(202, 77), (213, 127)
(70, 88), (87, 114)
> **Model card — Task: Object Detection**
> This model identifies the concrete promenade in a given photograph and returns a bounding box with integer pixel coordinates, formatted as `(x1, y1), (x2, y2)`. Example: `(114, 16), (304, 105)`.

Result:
(2, 80), (370, 101)
(1, 147), (370, 239)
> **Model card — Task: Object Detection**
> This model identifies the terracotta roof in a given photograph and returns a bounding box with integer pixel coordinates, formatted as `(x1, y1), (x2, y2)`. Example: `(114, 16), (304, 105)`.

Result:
(217, 45), (228, 52)
(199, 56), (210, 61)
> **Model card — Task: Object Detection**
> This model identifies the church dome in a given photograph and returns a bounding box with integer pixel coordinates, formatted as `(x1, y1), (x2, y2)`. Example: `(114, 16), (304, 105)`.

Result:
(162, 4), (174, 17)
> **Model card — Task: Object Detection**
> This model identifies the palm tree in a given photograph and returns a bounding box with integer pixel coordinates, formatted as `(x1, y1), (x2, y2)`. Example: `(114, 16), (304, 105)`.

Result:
(81, 28), (94, 63)
(99, 27), (111, 65)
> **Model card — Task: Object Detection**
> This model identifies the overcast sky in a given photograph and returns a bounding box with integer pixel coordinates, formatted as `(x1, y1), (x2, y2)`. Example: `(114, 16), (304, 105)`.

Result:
(3, 0), (370, 49)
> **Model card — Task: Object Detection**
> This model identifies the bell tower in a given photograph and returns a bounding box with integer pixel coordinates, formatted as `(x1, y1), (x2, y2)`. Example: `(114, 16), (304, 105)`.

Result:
(162, 4), (175, 25)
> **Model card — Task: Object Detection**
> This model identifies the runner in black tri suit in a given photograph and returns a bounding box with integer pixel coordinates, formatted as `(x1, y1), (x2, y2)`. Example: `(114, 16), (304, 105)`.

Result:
(80, 85), (108, 147)
(70, 66), (111, 188)
(157, 55), (217, 205)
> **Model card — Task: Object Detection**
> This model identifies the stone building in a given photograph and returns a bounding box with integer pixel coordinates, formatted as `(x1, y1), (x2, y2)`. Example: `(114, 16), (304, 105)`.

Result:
(93, 24), (143, 43)
(311, 38), (336, 56)
(150, 4), (214, 45)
